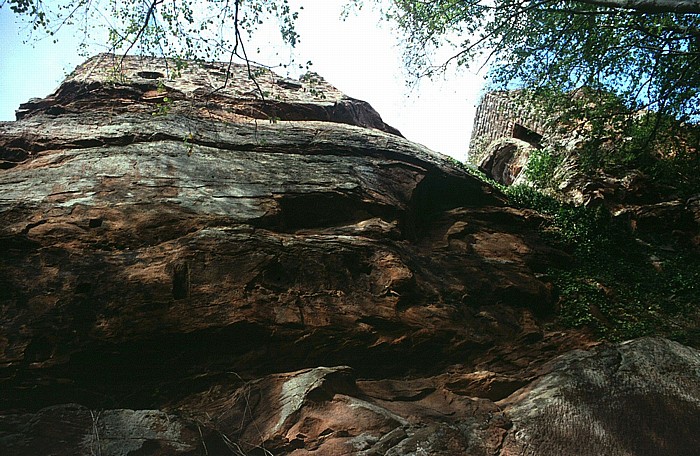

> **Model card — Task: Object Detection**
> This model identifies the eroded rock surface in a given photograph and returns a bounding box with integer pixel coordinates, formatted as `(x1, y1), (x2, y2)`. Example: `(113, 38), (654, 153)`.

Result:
(500, 337), (700, 455)
(1, 55), (698, 455)
(478, 137), (533, 187)
(12, 53), (401, 136)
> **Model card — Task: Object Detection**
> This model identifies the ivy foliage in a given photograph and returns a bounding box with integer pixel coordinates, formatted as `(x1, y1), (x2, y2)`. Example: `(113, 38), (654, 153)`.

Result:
(506, 184), (700, 345)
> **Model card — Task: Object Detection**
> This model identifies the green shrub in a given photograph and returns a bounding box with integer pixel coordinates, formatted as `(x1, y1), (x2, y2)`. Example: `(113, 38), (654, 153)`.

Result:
(506, 184), (700, 344)
(506, 185), (620, 253)
(524, 148), (564, 190)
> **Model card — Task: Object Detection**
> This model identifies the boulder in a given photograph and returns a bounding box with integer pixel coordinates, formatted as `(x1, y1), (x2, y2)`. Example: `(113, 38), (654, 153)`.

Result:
(0, 405), (200, 456)
(500, 337), (700, 455)
(477, 137), (533, 186)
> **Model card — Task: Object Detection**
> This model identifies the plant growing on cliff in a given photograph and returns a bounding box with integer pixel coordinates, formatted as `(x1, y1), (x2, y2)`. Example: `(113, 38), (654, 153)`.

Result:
(524, 147), (565, 190)
(506, 183), (700, 345)
(151, 96), (172, 116)
(521, 95), (700, 196)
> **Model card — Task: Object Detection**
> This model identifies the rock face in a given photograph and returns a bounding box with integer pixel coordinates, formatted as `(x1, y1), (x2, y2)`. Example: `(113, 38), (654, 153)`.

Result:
(1, 54), (699, 455)
(501, 337), (700, 455)
(477, 137), (533, 186)
(12, 54), (401, 136)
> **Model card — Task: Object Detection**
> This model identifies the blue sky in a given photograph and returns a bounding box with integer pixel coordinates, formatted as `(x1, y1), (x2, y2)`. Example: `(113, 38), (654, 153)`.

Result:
(0, 1), (487, 161)
(0, 9), (90, 120)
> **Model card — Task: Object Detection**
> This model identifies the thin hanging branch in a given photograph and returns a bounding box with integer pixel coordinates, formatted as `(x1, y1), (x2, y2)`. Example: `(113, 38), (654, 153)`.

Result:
(118, 0), (165, 70)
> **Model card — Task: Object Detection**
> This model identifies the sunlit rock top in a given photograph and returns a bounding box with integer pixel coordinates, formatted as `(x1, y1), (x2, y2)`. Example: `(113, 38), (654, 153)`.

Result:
(15, 53), (401, 135)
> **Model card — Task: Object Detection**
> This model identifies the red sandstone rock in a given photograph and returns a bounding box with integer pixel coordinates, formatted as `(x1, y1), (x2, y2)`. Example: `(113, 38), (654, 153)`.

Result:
(1, 55), (697, 455)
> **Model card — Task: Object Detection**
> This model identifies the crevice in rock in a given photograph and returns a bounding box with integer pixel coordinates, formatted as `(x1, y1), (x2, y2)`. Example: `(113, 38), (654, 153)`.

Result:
(88, 218), (103, 228)
(2, 320), (478, 412)
(275, 191), (396, 231)
(6, 323), (271, 411)
(0, 145), (29, 168)
(15, 81), (181, 120)
(136, 71), (166, 80)
(0, 140), (34, 162)
(211, 98), (403, 136)
(0, 160), (20, 170)
(356, 316), (407, 332)
(21, 219), (47, 234)
(172, 261), (190, 300)
(403, 172), (501, 240)
(0, 234), (41, 253)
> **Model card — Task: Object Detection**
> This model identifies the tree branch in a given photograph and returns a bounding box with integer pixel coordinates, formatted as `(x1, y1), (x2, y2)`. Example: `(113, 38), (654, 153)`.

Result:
(572, 0), (700, 14)
(119, 0), (165, 68)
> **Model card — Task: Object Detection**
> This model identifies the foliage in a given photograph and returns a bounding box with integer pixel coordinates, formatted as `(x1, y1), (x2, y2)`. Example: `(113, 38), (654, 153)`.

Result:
(512, 86), (700, 197)
(506, 185), (619, 253)
(506, 184), (700, 344)
(377, 0), (700, 123)
(495, 81), (700, 345)
(1, 0), (303, 67)
(570, 109), (700, 178)
(524, 147), (564, 190)
(6, 1), (700, 129)
(550, 247), (700, 343)
(151, 96), (172, 116)
(647, 148), (700, 198)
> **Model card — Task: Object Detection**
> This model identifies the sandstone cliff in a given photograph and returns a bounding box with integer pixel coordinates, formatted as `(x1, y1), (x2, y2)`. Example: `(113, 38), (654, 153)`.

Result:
(1, 54), (699, 455)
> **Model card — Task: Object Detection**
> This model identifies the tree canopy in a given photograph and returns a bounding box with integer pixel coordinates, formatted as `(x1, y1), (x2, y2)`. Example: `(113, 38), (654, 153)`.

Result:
(3, 0), (700, 122)
(381, 0), (700, 123)
(1, 0), (304, 72)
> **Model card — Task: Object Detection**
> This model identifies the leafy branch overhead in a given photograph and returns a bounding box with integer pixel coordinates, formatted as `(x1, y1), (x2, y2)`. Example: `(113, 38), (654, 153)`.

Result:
(382, 0), (700, 122)
(3, 0), (700, 123)
(1, 0), (303, 72)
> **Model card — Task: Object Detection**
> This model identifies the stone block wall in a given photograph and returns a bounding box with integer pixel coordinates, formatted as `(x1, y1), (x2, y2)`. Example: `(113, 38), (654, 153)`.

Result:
(469, 91), (547, 163)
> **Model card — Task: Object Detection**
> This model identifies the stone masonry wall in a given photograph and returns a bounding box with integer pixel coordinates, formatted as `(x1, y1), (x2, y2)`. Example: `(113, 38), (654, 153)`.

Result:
(469, 91), (547, 163)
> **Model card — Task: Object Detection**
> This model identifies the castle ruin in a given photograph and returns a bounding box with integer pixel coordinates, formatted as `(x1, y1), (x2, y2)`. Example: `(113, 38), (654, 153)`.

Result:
(468, 91), (547, 163)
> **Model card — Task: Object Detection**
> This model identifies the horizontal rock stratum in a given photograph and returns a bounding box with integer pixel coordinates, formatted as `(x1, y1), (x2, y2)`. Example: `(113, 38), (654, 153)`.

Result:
(1, 54), (699, 455)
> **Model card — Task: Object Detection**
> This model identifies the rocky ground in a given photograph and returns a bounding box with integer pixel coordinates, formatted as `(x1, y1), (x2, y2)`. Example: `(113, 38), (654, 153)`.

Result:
(1, 54), (699, 455)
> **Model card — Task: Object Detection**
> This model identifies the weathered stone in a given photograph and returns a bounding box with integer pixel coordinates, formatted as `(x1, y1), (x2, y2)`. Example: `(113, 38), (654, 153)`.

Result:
(2, 55), (697, 455)
(478, 137), (534, 186)
(499, 337), (700, 455)
(613, 200), (690, 232)
(469, 91), (546, 159)
(0, 54), (570, 414)
(13, 53), (402, 136)
(0, 404), (200, 456)
(443, 370), (528, 401)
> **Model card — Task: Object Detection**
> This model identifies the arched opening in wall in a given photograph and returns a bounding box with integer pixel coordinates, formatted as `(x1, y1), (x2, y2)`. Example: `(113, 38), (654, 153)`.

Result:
(512, 123), (543, 148)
